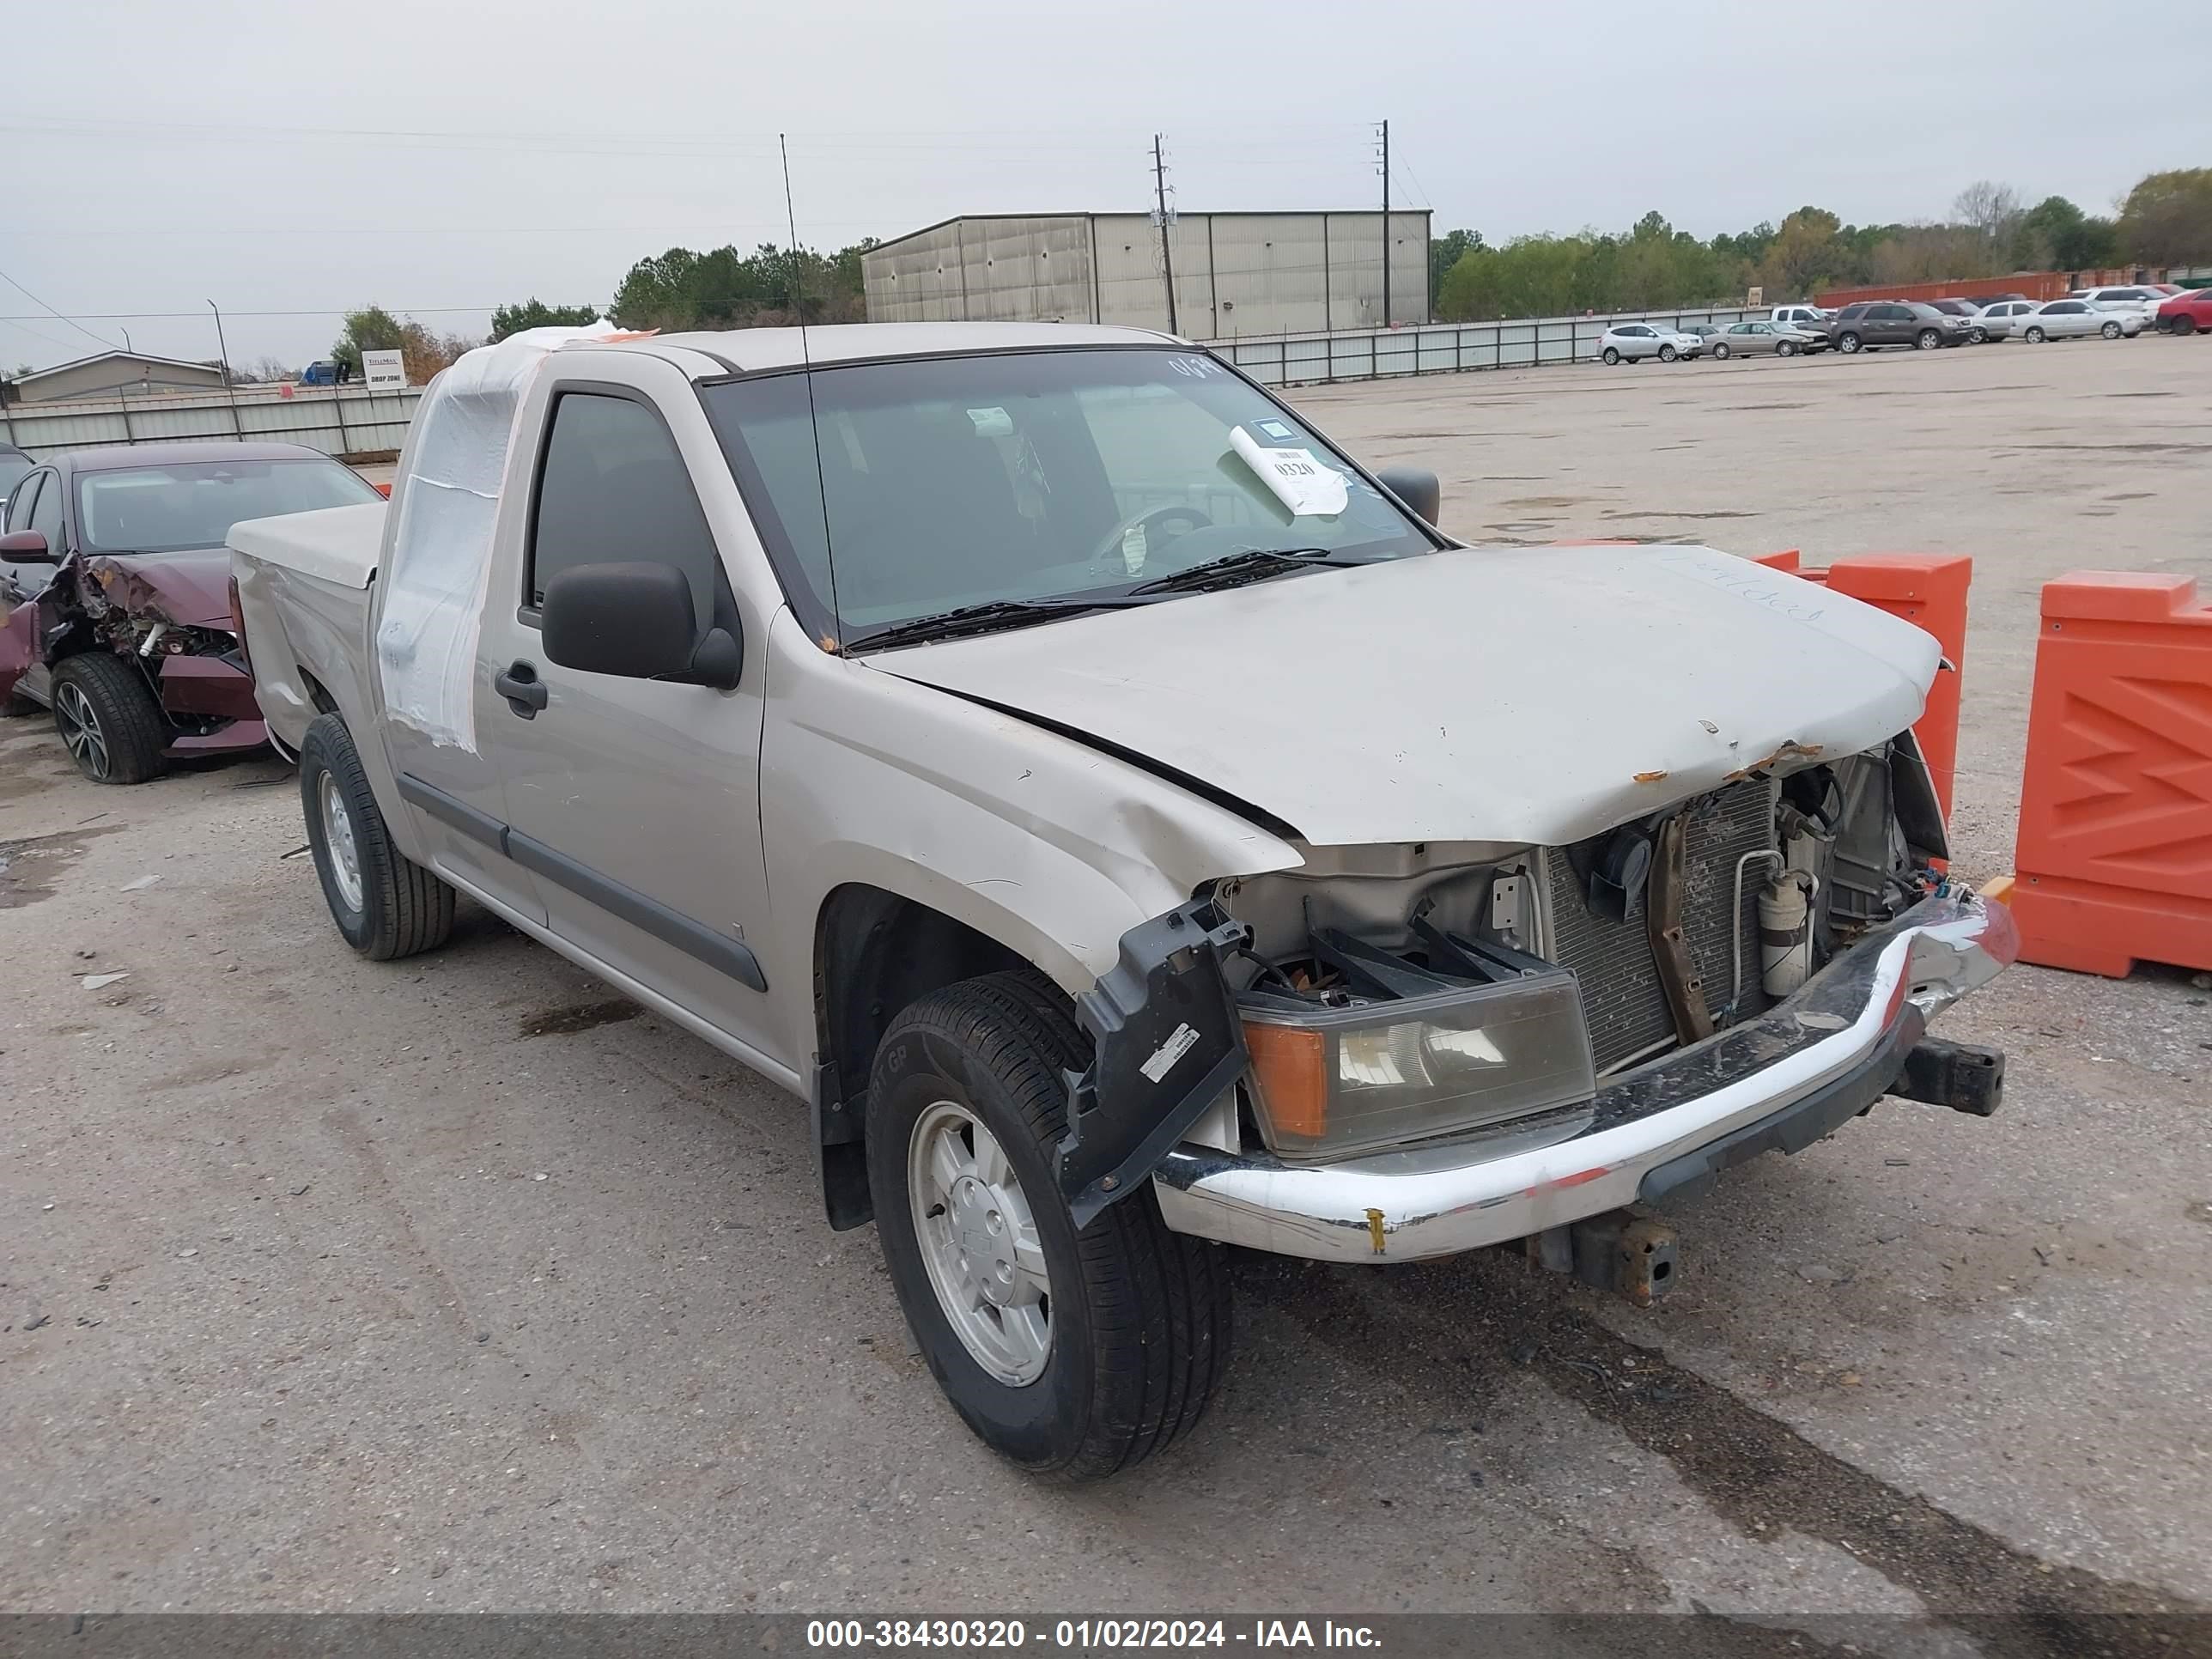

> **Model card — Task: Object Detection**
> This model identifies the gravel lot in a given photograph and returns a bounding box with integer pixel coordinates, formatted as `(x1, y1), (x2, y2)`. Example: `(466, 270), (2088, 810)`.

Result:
(3, 334), (2208, 1646)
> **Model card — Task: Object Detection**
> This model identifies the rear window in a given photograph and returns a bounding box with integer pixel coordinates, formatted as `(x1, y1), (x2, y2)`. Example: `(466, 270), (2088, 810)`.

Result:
(75, 457), (382, 556)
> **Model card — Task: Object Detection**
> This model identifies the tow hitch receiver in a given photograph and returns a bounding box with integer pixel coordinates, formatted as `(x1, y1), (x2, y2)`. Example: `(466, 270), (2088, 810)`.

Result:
(1888, 1036), (2005, 1117)
(1531, 1209), (1680, 1307)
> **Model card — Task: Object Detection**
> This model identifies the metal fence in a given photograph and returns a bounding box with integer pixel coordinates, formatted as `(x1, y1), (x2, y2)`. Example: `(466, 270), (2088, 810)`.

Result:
(1, 383), (423, 460)
(1205, 306), (1758, 386)
(2, 305), (1773, 460)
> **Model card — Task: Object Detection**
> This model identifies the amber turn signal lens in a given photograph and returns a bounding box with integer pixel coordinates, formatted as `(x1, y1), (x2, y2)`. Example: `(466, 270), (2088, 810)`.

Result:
(1243, 1019), (1327, 1140)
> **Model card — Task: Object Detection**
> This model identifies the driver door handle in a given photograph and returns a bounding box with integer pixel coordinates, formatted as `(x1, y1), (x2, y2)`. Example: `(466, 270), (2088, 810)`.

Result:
(495, 659), (549, 718)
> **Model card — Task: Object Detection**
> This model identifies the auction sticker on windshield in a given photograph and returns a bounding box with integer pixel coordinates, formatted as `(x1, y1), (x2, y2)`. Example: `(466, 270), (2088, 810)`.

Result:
(1229, 425), (1348, 518)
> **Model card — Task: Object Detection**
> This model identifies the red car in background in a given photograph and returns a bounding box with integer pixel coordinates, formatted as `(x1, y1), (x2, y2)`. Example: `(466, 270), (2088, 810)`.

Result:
(2154, 289), (2212, 335)
(0, 442), (385, 783)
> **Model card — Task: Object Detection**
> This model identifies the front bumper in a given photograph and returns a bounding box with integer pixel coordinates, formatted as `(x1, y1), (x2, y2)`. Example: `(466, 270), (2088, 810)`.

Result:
(1152, 890), (2015, 1262)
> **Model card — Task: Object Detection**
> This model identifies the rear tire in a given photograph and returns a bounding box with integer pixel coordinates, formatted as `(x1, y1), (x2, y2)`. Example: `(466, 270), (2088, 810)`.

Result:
(298, 712), (454, 960)
(866, 969), (1233, 1480)
(51, 653), (167, 785)
(1601, 347), (1620, 366)
(2174, 315), (2196, 336)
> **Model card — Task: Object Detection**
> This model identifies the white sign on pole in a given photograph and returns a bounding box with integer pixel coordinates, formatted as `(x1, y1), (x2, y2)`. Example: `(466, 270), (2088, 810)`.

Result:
(362, 349), (405, 390)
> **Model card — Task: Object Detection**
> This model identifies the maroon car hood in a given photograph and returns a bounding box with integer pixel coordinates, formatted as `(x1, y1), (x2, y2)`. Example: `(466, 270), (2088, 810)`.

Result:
(82, 549), (234, 629)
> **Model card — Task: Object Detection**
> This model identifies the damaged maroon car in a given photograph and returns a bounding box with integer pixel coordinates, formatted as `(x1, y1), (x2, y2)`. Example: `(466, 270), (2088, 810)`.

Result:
(0, 442), (383, 783)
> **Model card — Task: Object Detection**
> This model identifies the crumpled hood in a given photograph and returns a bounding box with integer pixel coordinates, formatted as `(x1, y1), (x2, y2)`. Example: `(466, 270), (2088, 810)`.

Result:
(82, 549), (234, 629)
(871, 544), (1939, 848)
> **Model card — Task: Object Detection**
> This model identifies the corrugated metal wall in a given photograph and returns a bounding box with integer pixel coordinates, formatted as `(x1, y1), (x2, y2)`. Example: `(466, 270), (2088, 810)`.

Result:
(864, 211), (1431, 335)
(2, 384), (422, 459)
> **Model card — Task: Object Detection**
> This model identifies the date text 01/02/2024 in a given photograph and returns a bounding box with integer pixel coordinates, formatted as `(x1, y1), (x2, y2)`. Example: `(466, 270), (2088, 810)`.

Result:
(805, 1620), (1383, 1650)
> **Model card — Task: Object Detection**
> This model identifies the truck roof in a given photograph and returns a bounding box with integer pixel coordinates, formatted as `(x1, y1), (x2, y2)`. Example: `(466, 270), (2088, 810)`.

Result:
(606, 321), (1181, 378)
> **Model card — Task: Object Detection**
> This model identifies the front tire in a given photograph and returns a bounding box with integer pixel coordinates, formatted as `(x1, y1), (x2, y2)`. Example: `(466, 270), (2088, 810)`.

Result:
(1601, 347), (1620, 366)
(866, 969), (1233, 1480)
(1838, 331), (1863, 353)
(2024, 325), (2045, 343)
(298, 712), (454, 960)
(52, 653), (167, 784)
(2101, 320), (2122, 339)
(1711, 341), (1730, 360)
(1916, 329), (1942, 350)
(1777, 338), (1799, 356)
(1657, 343), (1678, 362)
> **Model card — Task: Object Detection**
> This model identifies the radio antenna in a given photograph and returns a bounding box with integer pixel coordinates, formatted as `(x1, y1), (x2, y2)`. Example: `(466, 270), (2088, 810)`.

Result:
(781, 131), (842, 652)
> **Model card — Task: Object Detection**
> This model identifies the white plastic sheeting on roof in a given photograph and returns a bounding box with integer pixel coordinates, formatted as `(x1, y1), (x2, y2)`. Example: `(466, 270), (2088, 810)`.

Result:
(374, 319), (644, 750)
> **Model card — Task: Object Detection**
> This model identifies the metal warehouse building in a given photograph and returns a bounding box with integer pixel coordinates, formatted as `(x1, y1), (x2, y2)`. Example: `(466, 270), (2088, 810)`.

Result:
(862, 210), (1431, 338)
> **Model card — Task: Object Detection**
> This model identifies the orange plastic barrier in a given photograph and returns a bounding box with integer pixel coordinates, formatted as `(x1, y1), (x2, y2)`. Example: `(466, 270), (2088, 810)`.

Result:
(2008, 573), (2212, 977)
(1750, 551), (1971, 818)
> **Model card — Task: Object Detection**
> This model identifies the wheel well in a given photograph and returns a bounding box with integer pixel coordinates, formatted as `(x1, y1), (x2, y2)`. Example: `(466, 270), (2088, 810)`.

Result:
(298, 668), (340, 717)
(811, 884), (1029, 1229)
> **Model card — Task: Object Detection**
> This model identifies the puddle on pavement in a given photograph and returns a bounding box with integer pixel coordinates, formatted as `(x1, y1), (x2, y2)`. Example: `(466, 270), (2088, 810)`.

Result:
(0, 825), (119, 909)
(520, 999), (644, 1037)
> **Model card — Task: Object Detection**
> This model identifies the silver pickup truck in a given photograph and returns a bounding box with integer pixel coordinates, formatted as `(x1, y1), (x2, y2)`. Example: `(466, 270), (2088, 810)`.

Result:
(229, 320), (2014, 1479)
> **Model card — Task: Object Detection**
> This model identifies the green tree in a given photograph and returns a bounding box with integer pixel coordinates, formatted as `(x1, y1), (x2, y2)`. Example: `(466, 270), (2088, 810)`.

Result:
(2010, 197), (2120, 271)
(331, 305), (406, 378)
(2118, 167), (2212, 265)
(1428, 228), (1483, 301)
(489, 299), (601, 341)
(1755, 207), (1853, 300)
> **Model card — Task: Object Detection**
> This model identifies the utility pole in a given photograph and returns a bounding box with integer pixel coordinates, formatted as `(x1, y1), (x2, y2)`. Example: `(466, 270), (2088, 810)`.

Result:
(1378, 118), (1391, 330)
(208, 299), (243, 436)
(1152, 133), (1178, 336)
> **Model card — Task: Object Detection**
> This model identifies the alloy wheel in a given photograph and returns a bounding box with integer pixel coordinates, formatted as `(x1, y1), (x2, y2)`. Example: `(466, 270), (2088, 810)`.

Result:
(908, 1100), (1053, 1386)
(53, 682), (110, 780)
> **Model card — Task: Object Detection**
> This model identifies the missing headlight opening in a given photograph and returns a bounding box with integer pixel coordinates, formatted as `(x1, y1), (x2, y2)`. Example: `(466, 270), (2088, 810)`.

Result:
(1213, 736), (1950, 1164)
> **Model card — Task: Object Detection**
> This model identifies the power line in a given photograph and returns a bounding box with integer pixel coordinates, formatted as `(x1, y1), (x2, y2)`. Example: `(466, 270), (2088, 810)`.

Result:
(0, 264), (121, 349)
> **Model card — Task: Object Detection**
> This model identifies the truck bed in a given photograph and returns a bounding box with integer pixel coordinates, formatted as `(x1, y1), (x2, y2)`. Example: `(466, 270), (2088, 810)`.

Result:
(228, 502), (385, 757)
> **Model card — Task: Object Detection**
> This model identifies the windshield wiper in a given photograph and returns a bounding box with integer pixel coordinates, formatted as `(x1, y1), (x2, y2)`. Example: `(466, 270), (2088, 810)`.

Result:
(847, 596), (1154, 652)
(1125, 546), (1367, 597)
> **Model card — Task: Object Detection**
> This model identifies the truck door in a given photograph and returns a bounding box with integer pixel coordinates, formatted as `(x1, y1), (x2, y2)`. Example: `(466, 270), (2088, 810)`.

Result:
(477, 362), (780, 1063)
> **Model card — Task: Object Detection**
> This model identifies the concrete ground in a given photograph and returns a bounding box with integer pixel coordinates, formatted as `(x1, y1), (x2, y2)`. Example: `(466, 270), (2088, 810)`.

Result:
(3, 335), (2208, 1649)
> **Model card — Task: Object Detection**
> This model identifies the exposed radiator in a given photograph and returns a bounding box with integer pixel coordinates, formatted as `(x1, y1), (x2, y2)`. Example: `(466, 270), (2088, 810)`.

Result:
(1543, 779), (1778, 1072)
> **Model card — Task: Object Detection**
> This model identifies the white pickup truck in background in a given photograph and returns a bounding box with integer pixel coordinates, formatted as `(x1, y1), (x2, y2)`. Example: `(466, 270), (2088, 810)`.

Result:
(230, 319), (2015, 1479)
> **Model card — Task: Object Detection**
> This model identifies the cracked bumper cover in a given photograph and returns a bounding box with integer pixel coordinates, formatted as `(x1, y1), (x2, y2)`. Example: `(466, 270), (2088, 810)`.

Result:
(1149, 890), (2016, 1262)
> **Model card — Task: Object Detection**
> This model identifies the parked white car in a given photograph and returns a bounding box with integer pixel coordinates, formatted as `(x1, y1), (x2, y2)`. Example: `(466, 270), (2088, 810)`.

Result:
(1706, 319), (1824, 358)
(1768, 305), (1832, 331)
(1599, 323), (1703, 364)
(2075, 286), (2165, 320)
(1973, 300), (2037, 340)
(2018, 300), (2144, 342)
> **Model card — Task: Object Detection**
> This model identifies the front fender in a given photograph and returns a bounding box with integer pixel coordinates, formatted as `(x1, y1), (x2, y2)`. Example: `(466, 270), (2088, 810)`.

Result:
(757, 609), (1303, 1073)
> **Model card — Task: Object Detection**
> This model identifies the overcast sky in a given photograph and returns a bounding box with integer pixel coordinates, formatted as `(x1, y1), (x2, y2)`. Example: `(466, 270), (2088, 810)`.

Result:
(9, 0), (2209, 371)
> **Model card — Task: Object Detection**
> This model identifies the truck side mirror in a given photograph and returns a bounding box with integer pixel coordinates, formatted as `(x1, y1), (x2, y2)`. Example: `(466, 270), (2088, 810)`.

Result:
(543, 562), (704, 682)
(1375, 466), (1442, 526)
(0, 530), (54, 564)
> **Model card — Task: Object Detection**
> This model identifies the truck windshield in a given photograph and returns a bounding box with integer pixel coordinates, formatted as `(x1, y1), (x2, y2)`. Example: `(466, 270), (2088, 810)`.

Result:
(703, 347), (1435, 648)
(76, 459), (383, 555)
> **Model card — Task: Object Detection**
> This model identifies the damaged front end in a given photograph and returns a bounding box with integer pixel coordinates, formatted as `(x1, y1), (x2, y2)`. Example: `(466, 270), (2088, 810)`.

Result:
(1069, 731), (2011, 1244)
(3, 552), (264, 756)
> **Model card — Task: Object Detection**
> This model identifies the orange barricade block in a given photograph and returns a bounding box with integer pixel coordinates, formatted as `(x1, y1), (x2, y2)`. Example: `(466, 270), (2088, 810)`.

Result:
(2009, 573), (2212, 977)
(1748, 551), (1971, 817)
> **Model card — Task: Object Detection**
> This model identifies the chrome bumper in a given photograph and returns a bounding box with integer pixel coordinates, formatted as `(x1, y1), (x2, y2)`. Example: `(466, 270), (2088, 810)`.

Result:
(1152, 891), (2016, 1263)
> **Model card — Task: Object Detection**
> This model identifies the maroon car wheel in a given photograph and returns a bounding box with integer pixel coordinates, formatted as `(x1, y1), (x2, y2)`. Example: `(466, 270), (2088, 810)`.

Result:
(51, 653), (167, 785)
